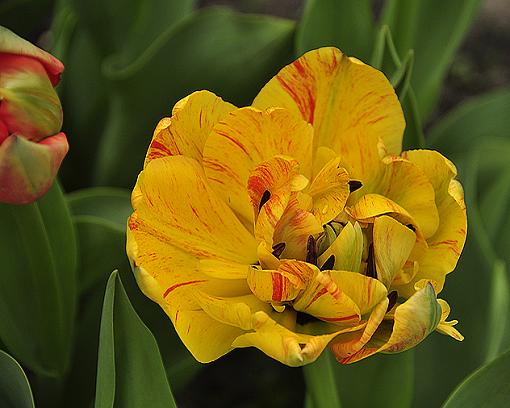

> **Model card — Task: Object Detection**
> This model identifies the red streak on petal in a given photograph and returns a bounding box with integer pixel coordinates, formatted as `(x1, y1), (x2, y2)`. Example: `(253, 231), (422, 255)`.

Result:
(305, 287), (328, 309)
(320, 314), (358, 322)
(216, 130), (250, 156)
(272, 272), (283, 301)
(163, 280), (207, 298)
(150, 139), (173, 156)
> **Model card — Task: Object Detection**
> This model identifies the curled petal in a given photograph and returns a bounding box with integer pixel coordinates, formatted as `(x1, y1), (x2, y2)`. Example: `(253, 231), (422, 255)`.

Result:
(317, 221), (364, 272)
(436, 299), (464, 341)
(203, 107), (313, 224)
(0, 133), (68, 204)
(145, 90), (236, 165)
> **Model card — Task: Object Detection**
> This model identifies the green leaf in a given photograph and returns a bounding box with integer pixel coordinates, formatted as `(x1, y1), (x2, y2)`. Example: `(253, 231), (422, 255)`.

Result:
(94, 7), (295, 187)
(334, 351), (414, 408)
(70, 0), (195, 58)
(0, 349), (35, 408)
(371, 25), (424, 149)
(485, 260), (510, 362)
(295, 0), (374, 61)
(443, 348), (510, 407)
(95, 271), (177, 408)
(0, 182), (77, 376)
(380, 0), (481, 119)
(428, 88), (510, 156)
(67, 188), (132, 292)
(302, 352), (341, 408)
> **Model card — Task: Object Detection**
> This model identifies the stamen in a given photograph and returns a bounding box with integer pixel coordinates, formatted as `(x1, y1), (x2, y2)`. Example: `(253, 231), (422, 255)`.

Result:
(348, 180), (363, 193)
(259, 190), (271, 211)
(320, 255), (336, 271)
(271, 242), (286, 258)
(306, 235), (318, 265)
(366, 243), (377, 279)
(387, 291), (398, 312)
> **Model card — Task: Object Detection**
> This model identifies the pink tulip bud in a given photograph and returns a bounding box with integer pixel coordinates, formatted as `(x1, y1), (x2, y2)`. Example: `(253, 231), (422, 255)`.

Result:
(0, 26), (68, 204)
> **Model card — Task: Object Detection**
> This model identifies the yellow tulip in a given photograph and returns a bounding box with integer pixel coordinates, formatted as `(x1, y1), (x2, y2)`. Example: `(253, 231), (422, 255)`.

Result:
(127, 47), (466, 366)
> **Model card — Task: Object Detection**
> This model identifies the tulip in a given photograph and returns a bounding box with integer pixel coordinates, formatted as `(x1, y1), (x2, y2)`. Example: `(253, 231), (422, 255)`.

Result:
(0, 26), (68, 204)
(127, 47), (467, 366)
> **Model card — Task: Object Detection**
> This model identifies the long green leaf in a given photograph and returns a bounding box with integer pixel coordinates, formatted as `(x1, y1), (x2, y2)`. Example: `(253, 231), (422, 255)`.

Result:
(95, 271), (177, 408)
(443, 348), (510, 407)
(295, 0), (374, 60)
(0, 350), (35, 408)
(302, 352), (341, 408)
(380, 0), (481, 119)
(0, 182), (77, 376)
(94, 7), (295, 186)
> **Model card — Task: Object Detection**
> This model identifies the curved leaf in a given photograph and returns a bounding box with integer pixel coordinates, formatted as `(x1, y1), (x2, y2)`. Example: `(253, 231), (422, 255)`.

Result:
(94, 7), (295, 186)
(0, 182), (77, 376)
(95, 271), (177, 408)
(0, 349), (34, 408)
(295, 0), (374, 60)
(443, 348), (510, 407)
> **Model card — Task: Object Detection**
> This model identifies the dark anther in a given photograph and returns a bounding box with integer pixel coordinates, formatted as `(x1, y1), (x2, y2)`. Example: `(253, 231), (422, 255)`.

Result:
(387, 291), (398, 312)
(366, 243), (377, 279)
(406, 224), (416, 232)
(296, 311), (319, 325)
(348, 180), (363, 193)
(259, 190), (271, 211)
(306, 235), (318, 265)
(320, 254), (336, 271)
(271, 242), (286, 258)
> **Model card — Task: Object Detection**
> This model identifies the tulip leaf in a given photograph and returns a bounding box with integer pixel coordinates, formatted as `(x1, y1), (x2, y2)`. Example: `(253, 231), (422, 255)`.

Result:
(95, 271), (177, 408)
(0, 182), (77, 376)
(371, 25), (425, 149)
(67, 187), (132, 292)
(334, 351), (414, 408)
(94, 7), (295, 187)
(380, 0), (481, 119)
(485, 260), (510, 363)
(303, 352), (341, 408)
(295, 0), (374, 61)
(443, 348), (510, 407)
(0, 349), (35, 408)
(428, 88), (510, 156)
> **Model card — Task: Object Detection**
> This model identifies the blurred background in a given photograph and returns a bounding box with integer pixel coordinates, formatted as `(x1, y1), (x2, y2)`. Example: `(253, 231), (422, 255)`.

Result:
(1, 0), (509, 407)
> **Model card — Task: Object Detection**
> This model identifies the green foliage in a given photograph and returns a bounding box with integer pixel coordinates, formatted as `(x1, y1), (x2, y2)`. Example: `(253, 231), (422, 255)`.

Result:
(303, 352), (342, 408)
(443, 348), (510, 407)
(95, 271), (177, 408)
(0, 350), (35, 408)
(0, 183), (77, 377)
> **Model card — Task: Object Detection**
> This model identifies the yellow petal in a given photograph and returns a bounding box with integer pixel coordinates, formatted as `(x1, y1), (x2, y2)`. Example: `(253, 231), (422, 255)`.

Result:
(330, 298), (389, 360)
(317, 221), (364, 272)
(273, 194), (323, 260)
(132, 155), (257, 264)
(373, 215), (416, 288)
(145, 90), (236, 165)
(293, 270), (361, 324)
(247, 260), (315, 303)
(248, 156), (307, 244)
(253, 47), (405, 182)
(436, 299), (464, 341)
(317, 271), (388, 315)
(307, 156), (351, 224)
(203, 107), (313, 224)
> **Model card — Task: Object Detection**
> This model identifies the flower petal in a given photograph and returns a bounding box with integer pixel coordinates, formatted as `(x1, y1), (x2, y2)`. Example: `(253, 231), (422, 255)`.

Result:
(0, 133), (68, 204)
(132, 155), (257, 264)
(317, 221), (364, 273)
(203, 107), (314, 224)
(253, 47), (405, 182)
(307, 156), (350, 224)
(373, 215), (416, 288)
(145, 90), (236, 165)
(436, 299), (464, 341)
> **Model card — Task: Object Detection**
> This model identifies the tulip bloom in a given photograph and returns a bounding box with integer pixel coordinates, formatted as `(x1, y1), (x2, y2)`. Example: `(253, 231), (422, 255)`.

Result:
(0, 26), (68, 204)
(127, 47), (467, 366)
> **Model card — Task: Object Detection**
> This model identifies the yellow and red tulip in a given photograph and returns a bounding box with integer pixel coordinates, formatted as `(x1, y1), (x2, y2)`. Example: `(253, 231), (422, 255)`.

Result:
(0, 26), (68, 204)
(127, 47), (467, 366)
